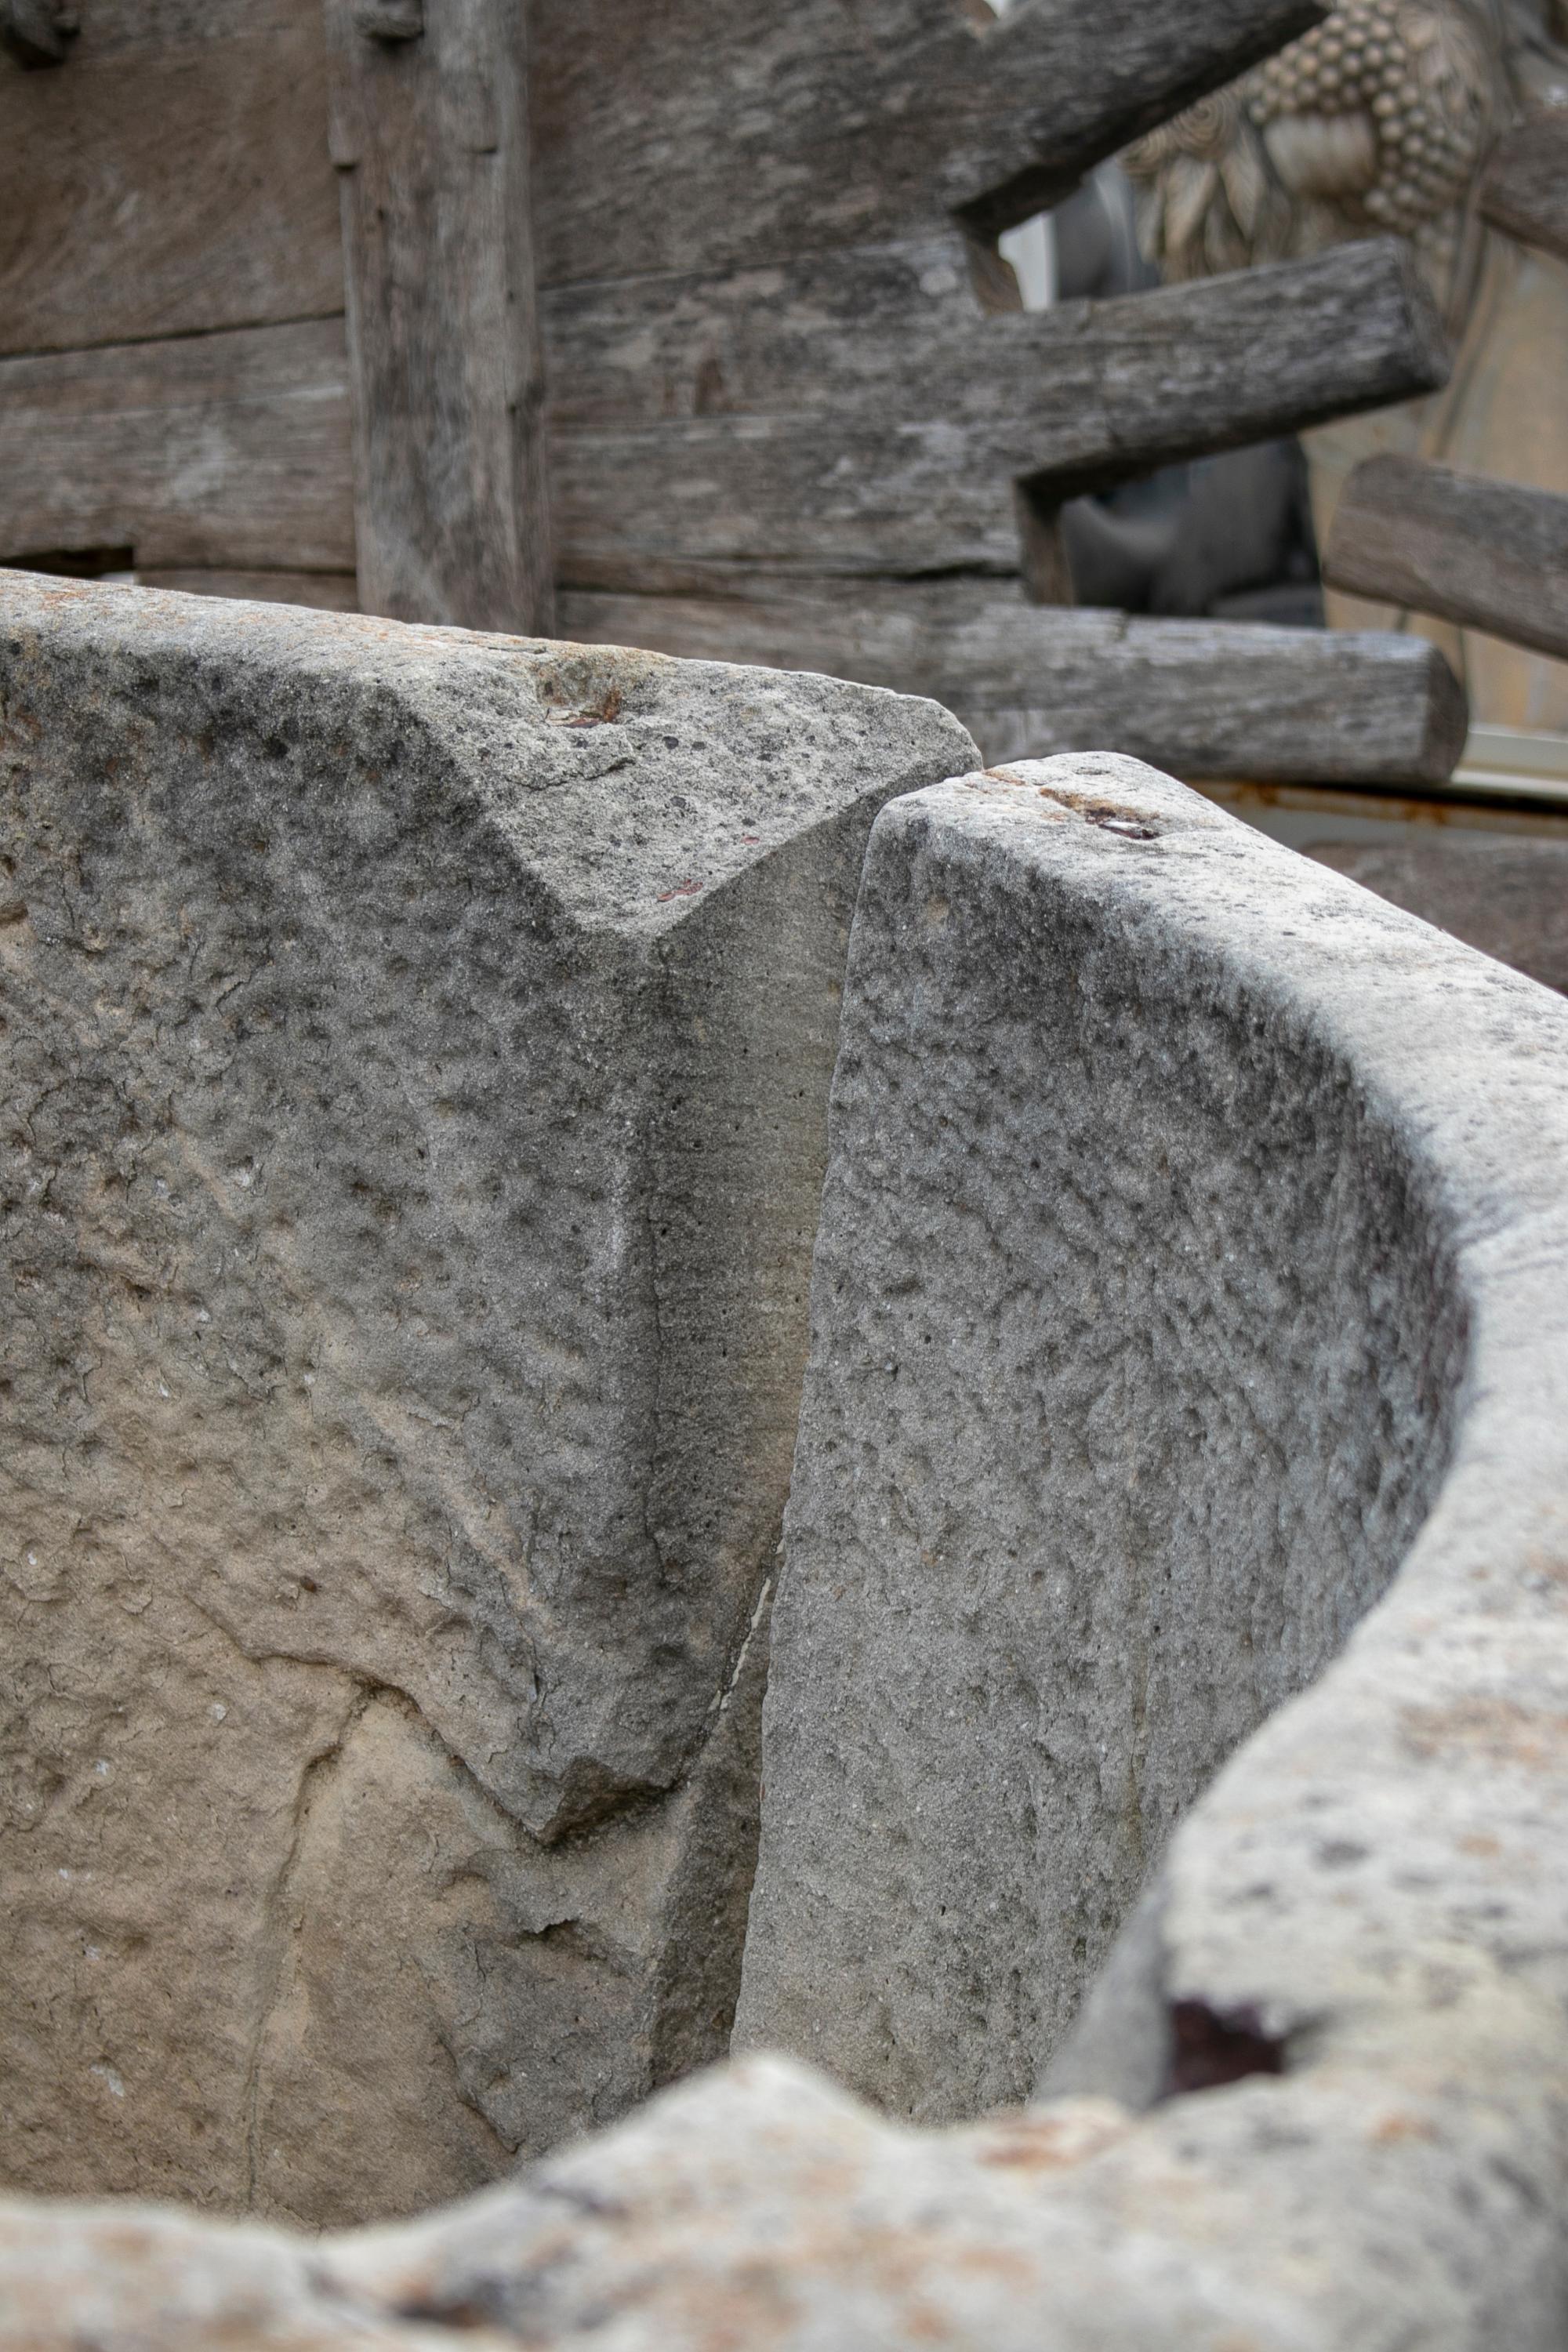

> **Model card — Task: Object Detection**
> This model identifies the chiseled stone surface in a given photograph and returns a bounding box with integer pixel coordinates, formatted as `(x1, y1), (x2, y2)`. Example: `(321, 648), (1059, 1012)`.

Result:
(0, 2197), (459, 2352)
(7, 754), (1568, 2348)
(736, 756), (1472, 2113)
(0, 572), (974, 2223)
(0, 2063), (1138, 2350)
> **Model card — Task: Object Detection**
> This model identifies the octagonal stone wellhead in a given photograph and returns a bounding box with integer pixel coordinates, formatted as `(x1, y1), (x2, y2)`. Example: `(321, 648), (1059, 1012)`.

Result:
(0, 570), (975, 2223)
(5, 686), (1568, 2345)
(728, 755), (1568, 2344)
(347, 758), (1568, 2346)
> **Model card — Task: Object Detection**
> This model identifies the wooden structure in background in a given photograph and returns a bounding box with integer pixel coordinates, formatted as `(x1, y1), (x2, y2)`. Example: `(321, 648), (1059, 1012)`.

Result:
(1323, 120), (1568, 680)
(324, 0), (553, 631)
(1325, 455), (1568, 663)
(0, 0), (354, 607)
(0, 0), (1466, 778)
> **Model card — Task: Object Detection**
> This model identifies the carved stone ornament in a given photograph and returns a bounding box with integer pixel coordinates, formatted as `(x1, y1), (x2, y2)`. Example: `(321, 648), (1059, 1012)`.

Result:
(1122, 0), (1565, 328)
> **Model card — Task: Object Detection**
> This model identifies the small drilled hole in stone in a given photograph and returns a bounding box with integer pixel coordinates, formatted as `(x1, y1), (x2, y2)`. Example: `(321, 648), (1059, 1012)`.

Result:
(1164, 1999), (1287, 2097)
(1085, 805), (1160, 841)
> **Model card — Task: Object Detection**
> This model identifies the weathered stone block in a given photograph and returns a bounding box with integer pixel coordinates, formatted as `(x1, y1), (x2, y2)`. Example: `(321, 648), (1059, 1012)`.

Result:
(5, 754), (1568, 2347)
(0, 572), (973, 2221)
(735, 756), (1472, 2114)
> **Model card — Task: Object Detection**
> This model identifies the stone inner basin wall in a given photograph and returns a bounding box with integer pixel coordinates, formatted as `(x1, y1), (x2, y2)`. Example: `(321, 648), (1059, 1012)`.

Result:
(736, 756), (1468, 2117)
(9, 757), (1568, 2347)
(0, 573), (973, 2224)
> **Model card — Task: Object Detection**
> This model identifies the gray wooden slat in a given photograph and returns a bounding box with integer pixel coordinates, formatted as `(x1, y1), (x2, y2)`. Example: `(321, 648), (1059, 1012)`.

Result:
(0, 227), (1433, 611)
(0, 0), (343, 357)
(10, 2), (314, 53)
(1323, 455), (1568, 664)
(530, 0), (1324, 286)
(557, 575), (1468, 787)
(1479, 113), (1568, 267)
(325, 0), (553, 633)
(134, 570), (360, 612)
(0, 321), (355, 572)
(546, 239), (1447, 587)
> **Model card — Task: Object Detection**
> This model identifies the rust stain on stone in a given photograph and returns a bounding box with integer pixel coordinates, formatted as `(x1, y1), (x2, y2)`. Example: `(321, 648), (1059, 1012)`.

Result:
(1399, 1695), (1568, 1769)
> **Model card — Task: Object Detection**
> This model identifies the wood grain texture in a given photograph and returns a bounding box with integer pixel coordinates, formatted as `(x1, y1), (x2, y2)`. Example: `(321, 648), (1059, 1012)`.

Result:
(325, 0), (553, 633)
(0, 0), (342, 357)
(1323, 455), (1568, 663)
(9, 2), (314, 56)
(546, 238), (1448, 587)
(135, 570), (361, 612)
(1479, 113), (1568, 267)
(557, 575), (1468, 786)
(0, 321), (354, 572)
(530, 0), (1325, 285)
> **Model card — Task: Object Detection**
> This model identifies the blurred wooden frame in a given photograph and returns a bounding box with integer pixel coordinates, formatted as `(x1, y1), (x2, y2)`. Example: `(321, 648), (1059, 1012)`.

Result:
(0, 0), (1468, 782)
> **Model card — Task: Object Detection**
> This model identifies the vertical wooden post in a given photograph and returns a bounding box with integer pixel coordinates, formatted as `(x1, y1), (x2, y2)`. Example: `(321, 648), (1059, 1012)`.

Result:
(324, 0), (554, 635)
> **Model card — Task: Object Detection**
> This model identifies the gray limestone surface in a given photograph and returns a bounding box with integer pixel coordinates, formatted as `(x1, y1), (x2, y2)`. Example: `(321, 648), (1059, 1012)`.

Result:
(736, 758), (1472, 2112)
(9, 754), (1568, 2350)
(0, 572), (974, 2223)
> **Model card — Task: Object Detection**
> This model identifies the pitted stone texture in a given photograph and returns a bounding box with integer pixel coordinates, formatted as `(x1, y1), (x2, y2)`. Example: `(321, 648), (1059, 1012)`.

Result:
(736, 757), (1468, 2114)
(8, 759), (1568, 2343)
(2, 2018), (1566, 2350)
(0, 2198), (466, 2352)
(0, 572), (973, 2220)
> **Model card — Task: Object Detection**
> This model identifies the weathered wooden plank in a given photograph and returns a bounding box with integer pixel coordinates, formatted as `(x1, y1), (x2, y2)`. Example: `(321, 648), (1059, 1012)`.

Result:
(8, 2), (314, 55)
(1306, 837), (1568, 995)
(0, 1), (342, 356)
(530, 0), (1324, 286)
(1479, 113), (1568, 267)
(135, 570), (360, 612)
(1323, 455), (1568, 665)
(557, 575), (1468, 787)
(0, 321), (354, 572)
(546, 239), (1446, 587)
(325, 0), (553, 633)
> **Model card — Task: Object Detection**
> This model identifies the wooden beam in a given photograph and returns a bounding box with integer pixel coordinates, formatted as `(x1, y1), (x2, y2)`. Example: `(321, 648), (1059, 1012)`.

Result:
(0, 321), (354, 572)
(133, 570), (360, 612)
(1479, 113), (1568, 267)
(530, 0), (1324, 286)
(557, 575), (1468, 789)
(0, 0), (342, 357)
(1323, 456), (1568, 664)
(946, 0), (1327, 241)
(545, 238), (1447, 588)
(324, 0), (553, 633)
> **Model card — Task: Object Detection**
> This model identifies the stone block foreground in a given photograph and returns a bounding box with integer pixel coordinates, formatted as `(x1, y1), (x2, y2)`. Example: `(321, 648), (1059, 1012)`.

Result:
(0, 572), (973, 2223)
(5, 595), (1568, 2348)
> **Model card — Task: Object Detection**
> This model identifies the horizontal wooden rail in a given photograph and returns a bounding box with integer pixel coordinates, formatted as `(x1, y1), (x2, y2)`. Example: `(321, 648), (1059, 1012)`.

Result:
(528, 0), (1325, 285)
(558, 574), (1468, 788)
(547, 239), (1446, 586)
(1323, 454), (1568, 664)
